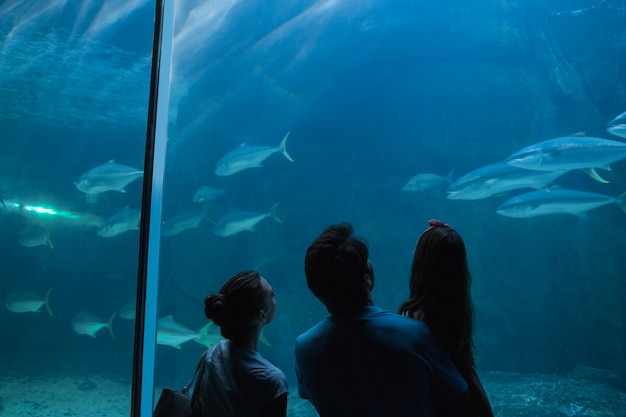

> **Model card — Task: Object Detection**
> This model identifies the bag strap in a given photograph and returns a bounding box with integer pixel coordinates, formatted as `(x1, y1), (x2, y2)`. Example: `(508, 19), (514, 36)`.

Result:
(181, 350), (208, 395)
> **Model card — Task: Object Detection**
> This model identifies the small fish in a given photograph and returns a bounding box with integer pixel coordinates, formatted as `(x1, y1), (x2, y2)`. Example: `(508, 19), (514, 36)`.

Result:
(18, 224), (54, 248)
(607, 111), (626, 139)
(162, 211), (205, 237)
(506, 135), (626, 176)
(157, 316), (223, 349)
(76, 160), (144, 195)
(72, 311), (116, 338)
(119, 302), (136, 320)
(192, 186), (224, 203)
(213, 203), (281, 237)
(4, 288), (53, 315)
(496, 189), (626, 218)
(402, 171), (453, 192)
(98, 207), (141, 237)
(215, 131), (294, 176)
(447, 162), (567, 200)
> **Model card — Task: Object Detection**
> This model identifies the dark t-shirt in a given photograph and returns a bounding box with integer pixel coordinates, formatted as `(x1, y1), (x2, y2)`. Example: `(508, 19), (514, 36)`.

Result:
(295, 306), (468, 417)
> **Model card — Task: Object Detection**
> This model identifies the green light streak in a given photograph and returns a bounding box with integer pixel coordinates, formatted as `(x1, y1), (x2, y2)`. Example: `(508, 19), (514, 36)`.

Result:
(13, 202), (82, 221)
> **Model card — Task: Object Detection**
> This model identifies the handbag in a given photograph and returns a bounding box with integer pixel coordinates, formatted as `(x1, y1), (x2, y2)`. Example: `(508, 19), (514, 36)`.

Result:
(153, 352), (207, 417)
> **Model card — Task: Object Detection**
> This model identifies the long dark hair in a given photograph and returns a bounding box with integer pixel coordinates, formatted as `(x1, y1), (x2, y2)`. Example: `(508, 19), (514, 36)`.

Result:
(399, 221), (475, 369)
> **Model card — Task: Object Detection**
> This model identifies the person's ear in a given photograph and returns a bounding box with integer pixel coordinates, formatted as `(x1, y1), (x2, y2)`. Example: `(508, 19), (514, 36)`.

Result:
(258, 310), (267, 323)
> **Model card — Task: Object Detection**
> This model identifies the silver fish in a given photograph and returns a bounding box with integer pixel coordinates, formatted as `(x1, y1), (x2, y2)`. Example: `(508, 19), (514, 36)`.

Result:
(402, 171), (453, 192)
(72, 311), (116, 338)
(215, 131), (293, 176)
(506, 135), (626, 173)
(76, 160), (143, 195)
(497, 189), (626, 218)
(98, 207), (141, 237)
(607, 111), (626, 139)
(4, 288), (53, 315)
(119, 301), (136, 320)
(192, 186), (224, 202)
(447, 162), (567, 200)
(213, 203), (281, 237)
(18, 224), (54, 248)
(162, 211), (204, 237)
(157, 316), (222, 349)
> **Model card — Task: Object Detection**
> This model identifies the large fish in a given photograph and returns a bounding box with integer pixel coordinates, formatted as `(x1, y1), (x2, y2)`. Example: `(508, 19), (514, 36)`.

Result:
(496, 189), (626, 218)
(607, 111), (626, 139)
(402, 171), (453, 192)
(119, 301), (136, 320)
(213, 203), (281, 237)
(447, 162), (567, 200)
(98, 207), (141, 237)
(162, 211), (205, 237)
(215, 131), (293, 176)
(157, 316), (223, 349)
(76, 160), (144, 195)
(506, 135), (626, 177)
(18, 224), (54, 248)
(192, 186), (224, 203)
(4, 288), (53, 315)
(72, 311), (116, 338)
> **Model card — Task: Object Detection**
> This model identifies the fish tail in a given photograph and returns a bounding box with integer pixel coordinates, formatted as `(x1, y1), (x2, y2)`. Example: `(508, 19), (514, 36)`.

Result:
(270, 202), (283, 224)
(199, 338), (213, 348)
(198, 322), (215, 348)
(279, 131), (294, 162)
(259, 328), (272, 347)
(585, 168), (610, 184)
(46, 227), (55, 249)
(107, 311), (117, 339)
(44, 288), (53, 317)
(198, 322), (213, 335)
(618, 192), (626, 214)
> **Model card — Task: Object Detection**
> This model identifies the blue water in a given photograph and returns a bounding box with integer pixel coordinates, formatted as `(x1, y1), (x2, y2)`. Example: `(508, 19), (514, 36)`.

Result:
(1, 1), (625, 415)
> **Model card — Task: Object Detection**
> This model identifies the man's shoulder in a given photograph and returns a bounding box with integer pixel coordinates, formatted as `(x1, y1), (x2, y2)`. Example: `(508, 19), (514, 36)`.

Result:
(295, 318), (330, 345)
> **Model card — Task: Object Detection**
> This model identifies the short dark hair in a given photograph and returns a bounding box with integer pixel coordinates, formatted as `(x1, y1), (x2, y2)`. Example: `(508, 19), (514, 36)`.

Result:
(204, 270), (265, 341)
(304, 223), (373, 314)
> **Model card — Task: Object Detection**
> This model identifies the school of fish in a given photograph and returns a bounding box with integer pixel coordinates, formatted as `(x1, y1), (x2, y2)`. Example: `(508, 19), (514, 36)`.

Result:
(2, 131), (294, 343)
(404, 116), (626, 219)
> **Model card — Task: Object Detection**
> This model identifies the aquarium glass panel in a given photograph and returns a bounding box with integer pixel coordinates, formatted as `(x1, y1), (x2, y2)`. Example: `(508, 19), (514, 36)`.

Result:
(0, 2), (155, 416)
(157, 1), (626, 416)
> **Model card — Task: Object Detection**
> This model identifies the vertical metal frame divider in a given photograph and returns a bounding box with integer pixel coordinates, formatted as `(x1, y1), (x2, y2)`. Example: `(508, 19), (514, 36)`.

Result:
(131, 0), (176, 415)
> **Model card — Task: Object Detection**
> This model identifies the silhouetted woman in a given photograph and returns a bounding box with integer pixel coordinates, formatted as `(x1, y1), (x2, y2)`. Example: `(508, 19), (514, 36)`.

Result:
(197, 270), (288, 417)
(399, 219), (494, 417)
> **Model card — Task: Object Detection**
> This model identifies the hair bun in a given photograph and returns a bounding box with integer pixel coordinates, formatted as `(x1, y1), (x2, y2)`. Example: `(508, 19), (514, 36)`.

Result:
(428, 219), (449, 228)
(204, 293), (226, 325)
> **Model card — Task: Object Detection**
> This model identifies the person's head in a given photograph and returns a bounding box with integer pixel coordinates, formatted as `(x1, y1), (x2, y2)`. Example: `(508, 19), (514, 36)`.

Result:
(400, 219), (474, 366)
(304, 222), (374, 315)
(204, 270), (276, 343)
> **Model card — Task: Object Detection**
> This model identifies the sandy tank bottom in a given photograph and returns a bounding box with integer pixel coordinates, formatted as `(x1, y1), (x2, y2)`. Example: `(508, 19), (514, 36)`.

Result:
(0, 369), (625, 416)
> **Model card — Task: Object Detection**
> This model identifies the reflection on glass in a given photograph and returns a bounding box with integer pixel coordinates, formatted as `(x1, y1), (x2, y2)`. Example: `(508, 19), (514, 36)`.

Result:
(0, 1), (154, 416)
(159, 0), (626, 416)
